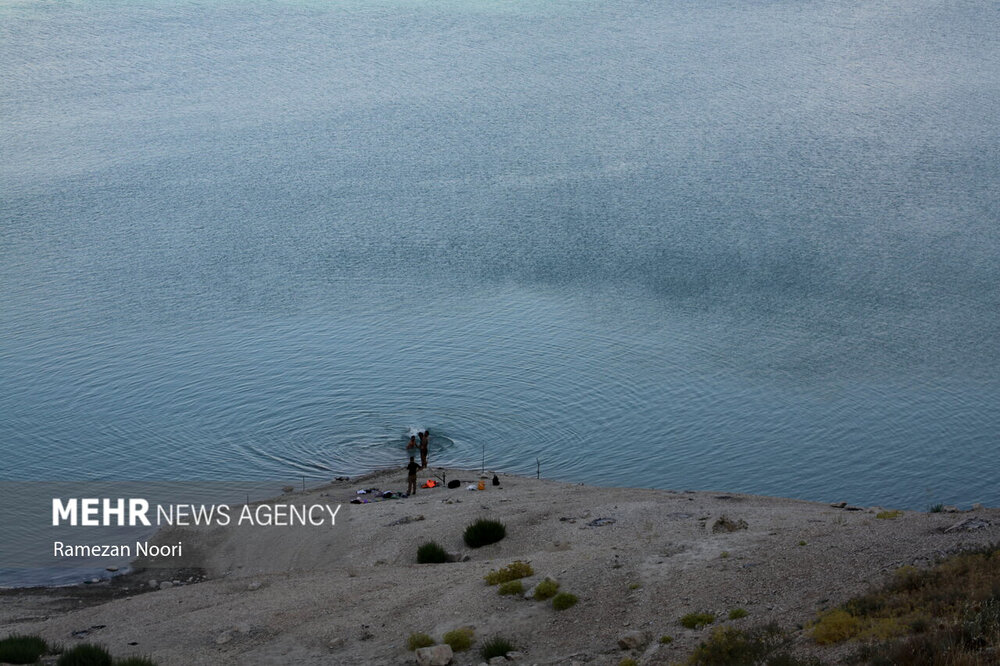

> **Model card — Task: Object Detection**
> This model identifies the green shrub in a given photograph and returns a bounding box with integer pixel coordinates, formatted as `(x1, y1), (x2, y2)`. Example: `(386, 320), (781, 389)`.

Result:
(686, 624), (785, 665)
(720, 551), (730, 559)
(464, 518), (506, 548)
(929, 503), (944, 513)
(57, 643), (113, 666)
(484, 560), (532, 585)
(416, 541), (449, 564)
(442, 627), (474, 652)
(728, 608), (749, 620)
(115, 659), (158, 666)
(552, 592), (578, 611)
(810, 609), (861, 644)
(533, 578), (559, 600)
(628, 582), (641, 590)
(0, 634), (49, 664)
(498, 580), (524, 596)
(659, 635), (674, 644)
(618, 659), (638, 666)
(680, 612), (716, 629)
(406, 632), (434, 651)
(876, 510), (903, 520)
(480, 635), (514, 660)
(798, 540), (807, 546)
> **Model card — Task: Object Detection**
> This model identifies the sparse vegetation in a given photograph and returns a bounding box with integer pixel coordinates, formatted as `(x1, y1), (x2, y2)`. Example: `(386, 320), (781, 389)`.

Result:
(809, 544), (1000, 664)
(498, 579), (524, 595)
(687, 624), (823, 665)
(416, 541), (449, 564)
(442, 627), (474, 652)
(729, 608), (749, 620)
(484, 560), (533, 585)
(929, 503), (945, 513)
(115, 659), (159, 666)
(798, 540), (807, 546)
(57, 643), (113, 666)
(659, 635), (674, 644)
(552, 592), (579, 610)
(0, 634), (49, 664)
(464, 518), (506, 548)
(681, 612), (717, 629)
(533, 578), (559, 600)
(720, 551), (730, 559)
(875, 510), (903, 520)
(628, 582), (642, 590)
(406, 632), (435, 651)
(480, 635), (515, 660)
(618, 659), (638, 666)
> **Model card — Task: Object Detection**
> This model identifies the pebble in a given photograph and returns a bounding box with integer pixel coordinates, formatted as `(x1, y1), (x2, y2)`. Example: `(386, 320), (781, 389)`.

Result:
(159, 581), (173, 590)
(215, 631), (232, 645)
(247, 581), (262, 591)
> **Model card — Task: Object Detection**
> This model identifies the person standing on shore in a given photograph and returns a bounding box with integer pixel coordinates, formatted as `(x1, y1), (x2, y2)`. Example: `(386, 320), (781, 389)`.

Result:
(419, 430), (429, 469)
(406, 456), (419, 495)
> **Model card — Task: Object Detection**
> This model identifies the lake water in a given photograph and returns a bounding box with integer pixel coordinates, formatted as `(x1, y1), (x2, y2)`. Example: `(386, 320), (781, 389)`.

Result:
(3, 0), (999, 527)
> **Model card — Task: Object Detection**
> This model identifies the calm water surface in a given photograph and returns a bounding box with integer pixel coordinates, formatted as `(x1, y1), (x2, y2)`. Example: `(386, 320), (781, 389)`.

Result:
(3, 0), (999, 523)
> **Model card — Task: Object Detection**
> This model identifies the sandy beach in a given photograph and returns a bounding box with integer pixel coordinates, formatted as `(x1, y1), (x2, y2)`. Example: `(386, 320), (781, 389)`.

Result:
(2, 469), (997, 665)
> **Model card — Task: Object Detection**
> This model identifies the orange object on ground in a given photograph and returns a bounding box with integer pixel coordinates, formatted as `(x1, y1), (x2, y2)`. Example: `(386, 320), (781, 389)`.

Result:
(421, 479), (437, 488)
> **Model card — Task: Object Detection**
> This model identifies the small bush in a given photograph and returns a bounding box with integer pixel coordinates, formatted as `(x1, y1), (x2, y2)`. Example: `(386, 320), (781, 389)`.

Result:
(498, 580), (524, 596)
(728, 608), (749, 620)
(533, 578), (559, 600)
(464, 518), (506, 548)
(115, 659), (159, 666)
(876, 510), (903, 520)
(929, 503), (945, 513)
(416, 541), (449, 564)
(57, 644), (113, 666)
(0, 634), (49, 664)
(618, 659), (638, 666)
(687, 624), (786, 665)
(798, 540), (807, 546)
(406, 632), (434, 651)
(628, 582), (641, 590)
(720, 551), (730, 559)
(442, 627), (474, 652)
(552, 592), (578, 611)
(484, 560), (532, 585)
(480, 635), (514, 660)
(680, 612), (716, 629)
(659, 635), (674, 644)
(810, 609), (861, 644)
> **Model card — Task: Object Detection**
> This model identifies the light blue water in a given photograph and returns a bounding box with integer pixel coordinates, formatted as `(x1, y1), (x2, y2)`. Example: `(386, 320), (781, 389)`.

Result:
(2, 0), (999, 523)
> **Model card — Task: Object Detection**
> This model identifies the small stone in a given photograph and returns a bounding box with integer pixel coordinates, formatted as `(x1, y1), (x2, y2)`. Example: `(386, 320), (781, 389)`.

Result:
(148, 580), (158, 589)
(488, 657), (507, 665)
(282, 485), (295, 493)
(973, 503), (984, 511)
(830, 502), (847, 509)
(159, 581), (173, 590)
(328, 637), (346, 650)
(247, 581), (262, 591)
(215, 631), (232, 645)
(415, 643), (453, 666)
(617, 630), (650, 650)
(943, 505), (960, 513)
(105, 566), (119, 572)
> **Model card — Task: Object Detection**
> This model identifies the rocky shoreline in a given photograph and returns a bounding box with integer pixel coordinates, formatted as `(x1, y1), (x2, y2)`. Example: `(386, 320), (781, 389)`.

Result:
(2, 469), (997, 665)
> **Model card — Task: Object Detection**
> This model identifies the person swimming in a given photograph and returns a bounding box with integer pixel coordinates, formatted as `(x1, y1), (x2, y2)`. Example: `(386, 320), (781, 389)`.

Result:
(418, 430), (429, 469)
